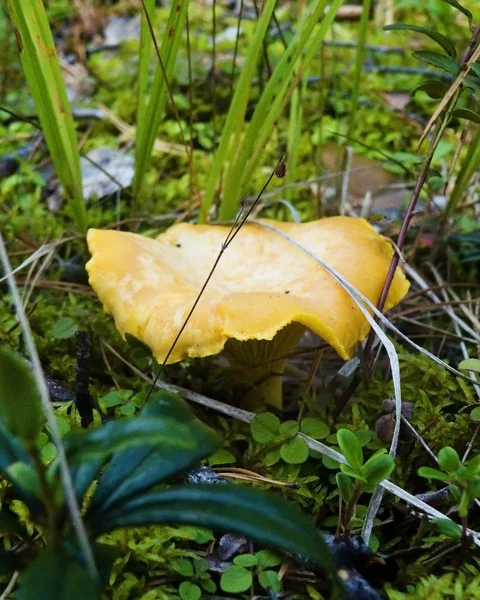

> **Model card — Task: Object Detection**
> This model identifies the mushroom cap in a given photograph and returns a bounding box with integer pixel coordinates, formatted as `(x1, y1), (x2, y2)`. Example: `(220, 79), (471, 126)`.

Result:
(86, 217), (409, 363)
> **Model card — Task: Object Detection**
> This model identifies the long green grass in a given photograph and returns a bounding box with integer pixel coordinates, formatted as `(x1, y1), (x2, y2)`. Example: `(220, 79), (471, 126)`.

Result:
(217, 0), (344, 221)
(6, 0), (87, 233)
(134, 0), (190, 205)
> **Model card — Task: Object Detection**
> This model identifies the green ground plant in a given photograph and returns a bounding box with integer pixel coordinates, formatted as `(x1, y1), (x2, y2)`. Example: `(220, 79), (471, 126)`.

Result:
(0, 347), (338, 599)
(1, 0), (480, 597)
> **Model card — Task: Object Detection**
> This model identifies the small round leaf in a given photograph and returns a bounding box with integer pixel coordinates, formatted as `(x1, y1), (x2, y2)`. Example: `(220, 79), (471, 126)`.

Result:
(208, 449), (236, 466)
(220, 566), (253, 593)
(251, 413), (280, 443)
(264, 447), (281, 466)
(233, 554), (258, 567)
(179, 581), (201, 600)
(51, 317), (78, 339)
(300, 418), (329, 440)
(280, 437), (309, 464)
(255, 550), (282, 568)
(279, 420), (299, 438)
(258, 570), (282, 592)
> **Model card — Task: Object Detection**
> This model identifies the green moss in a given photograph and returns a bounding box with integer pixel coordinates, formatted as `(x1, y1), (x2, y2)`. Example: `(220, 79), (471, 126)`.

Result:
(387, 562), (480, 599)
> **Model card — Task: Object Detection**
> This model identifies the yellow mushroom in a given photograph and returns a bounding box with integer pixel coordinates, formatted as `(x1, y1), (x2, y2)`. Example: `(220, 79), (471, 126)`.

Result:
(86, 217), (409, 409)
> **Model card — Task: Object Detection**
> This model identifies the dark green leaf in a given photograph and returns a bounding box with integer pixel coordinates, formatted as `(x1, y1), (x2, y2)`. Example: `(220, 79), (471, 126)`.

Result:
(384, 24), (456, 57)
(250, 413), (280, 443)
(0, 422), (40, 513)
(64, 416), (193, 461)
(452, 108), (480, 125)
(280, 437), (309, 464)
(464, 76), (480, 92)
(412, 51), (459, 75)
(411, 80), (449, 99)
(439, 0), (473, 26)
(0, 348), (45, 443)
(437, 447), (461, 473)
(470, 64), (480, 78)
(70, 458), (105, 504)
(450, 231), (480, 245)
(88, 392), (221, 518)
(220, 566), (252, 593)
(418, 466), (451, 482)
(434, 518), (461, 539)
(16, 551), (101, 600)
(337, 429), (363, 472)
(91, 484), (337, 578)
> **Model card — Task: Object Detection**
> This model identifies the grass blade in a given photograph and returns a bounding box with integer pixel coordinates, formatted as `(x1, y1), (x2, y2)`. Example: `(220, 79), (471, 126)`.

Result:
(346, 0), (372, 140)
(134, 0), (190, 203)
(285, 87), (303, 204)
(201, 0), (278, 220)
(137, 0), (155, 130)
(6, 0), (86, 233)
(219, 0), (343, 220)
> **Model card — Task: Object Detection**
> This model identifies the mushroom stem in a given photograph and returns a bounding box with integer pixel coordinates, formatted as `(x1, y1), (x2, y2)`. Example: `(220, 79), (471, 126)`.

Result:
(223, 323), (306, 410)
